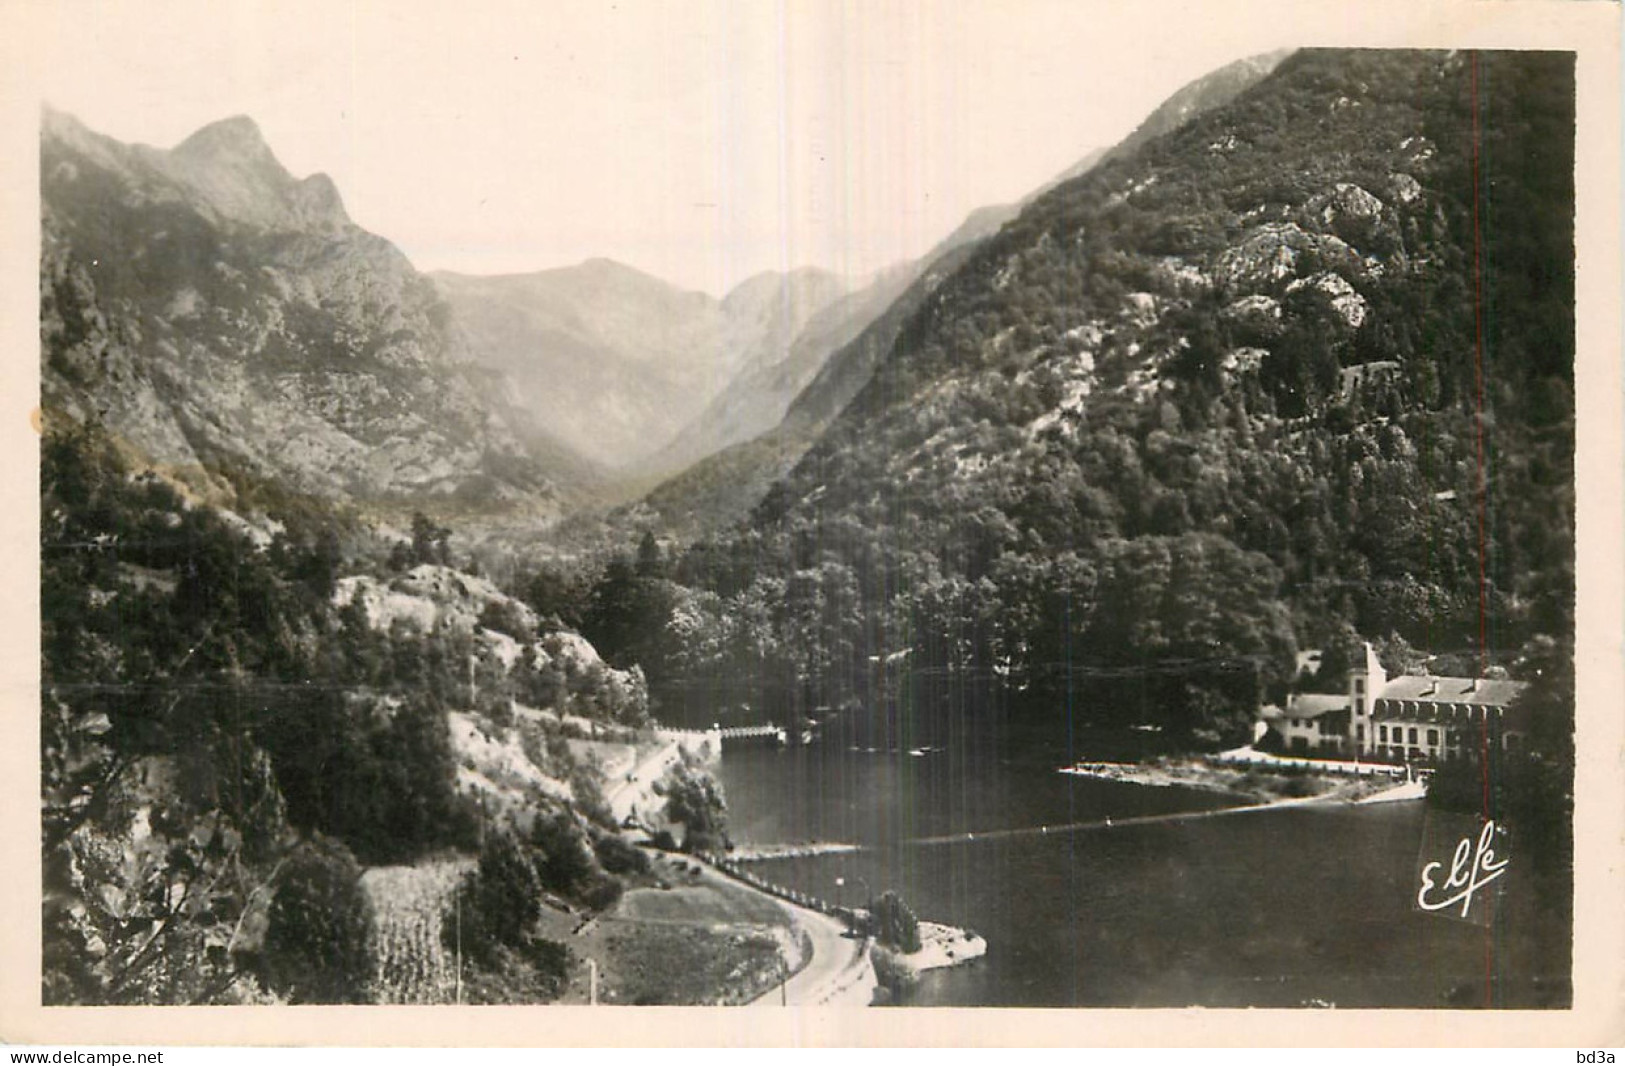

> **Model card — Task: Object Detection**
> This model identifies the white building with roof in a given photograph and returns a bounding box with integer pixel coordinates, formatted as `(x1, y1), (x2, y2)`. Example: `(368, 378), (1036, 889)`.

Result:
(1260, 643), (1527, 763)
(1261, 693), (1353, 755)
(1368, 674), (1530, 762)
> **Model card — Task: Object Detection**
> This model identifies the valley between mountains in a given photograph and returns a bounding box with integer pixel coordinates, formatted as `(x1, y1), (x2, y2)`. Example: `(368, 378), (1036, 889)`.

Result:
(40, 47), (1575, 1007)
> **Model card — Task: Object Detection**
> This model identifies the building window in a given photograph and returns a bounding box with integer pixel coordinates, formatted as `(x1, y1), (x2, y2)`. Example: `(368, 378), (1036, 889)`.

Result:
(1427, 729), (1439, 746)
(1408, 727), (1419, 745)
(1356, 725), (1364, 742)
(1379, 726), (1388, 743)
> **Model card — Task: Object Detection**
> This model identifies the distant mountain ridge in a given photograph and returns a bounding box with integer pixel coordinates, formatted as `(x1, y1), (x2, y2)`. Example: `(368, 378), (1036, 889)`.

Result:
(40, 106), (570, 516)
(645, 194), (1117, 487)
(433, 260), (847, 471)
(1099, 50), (1293, 167)
(36, 48), (1301, 526)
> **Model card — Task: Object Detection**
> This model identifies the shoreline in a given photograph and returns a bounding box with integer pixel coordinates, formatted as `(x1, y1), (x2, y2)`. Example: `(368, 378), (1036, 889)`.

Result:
(871, 922), (988, 990)
(728, 841), (862, 862)
(1059, 751), (1417, 805)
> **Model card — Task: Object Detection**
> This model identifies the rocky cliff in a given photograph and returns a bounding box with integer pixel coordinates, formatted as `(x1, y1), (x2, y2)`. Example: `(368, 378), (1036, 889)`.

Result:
(40, 108), (560, 516)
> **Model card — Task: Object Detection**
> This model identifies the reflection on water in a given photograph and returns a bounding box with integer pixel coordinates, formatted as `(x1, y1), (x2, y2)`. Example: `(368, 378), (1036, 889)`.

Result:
(716, 736), (1571, 1008)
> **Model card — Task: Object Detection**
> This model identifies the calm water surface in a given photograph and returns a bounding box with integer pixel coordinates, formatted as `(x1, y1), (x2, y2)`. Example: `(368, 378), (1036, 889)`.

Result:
(715, 721), (1570, 1008)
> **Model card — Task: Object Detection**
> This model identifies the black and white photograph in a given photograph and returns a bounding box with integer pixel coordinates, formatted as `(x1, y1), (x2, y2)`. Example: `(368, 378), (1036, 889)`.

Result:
(5, 0), (1622, 1047)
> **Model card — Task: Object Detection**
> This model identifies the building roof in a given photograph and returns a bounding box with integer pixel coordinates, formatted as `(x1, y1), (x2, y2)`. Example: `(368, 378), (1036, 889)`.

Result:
(1374, 675), (1527, 708)
(1285, 693), (1351, 719)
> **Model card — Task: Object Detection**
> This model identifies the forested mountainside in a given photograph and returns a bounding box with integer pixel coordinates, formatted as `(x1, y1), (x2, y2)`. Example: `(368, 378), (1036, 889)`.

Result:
(41, 422), (665, 1003)
(39, 108), (574, 519)
(582, 50), (1573, 751)
(433, 261), (845, 472)
(633, 52), (1293, 540)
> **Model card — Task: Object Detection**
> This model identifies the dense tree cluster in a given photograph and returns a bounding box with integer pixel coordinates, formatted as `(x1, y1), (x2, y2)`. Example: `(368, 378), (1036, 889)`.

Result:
(442, 809), (640, 1001)
(656, 757), (730, 853)
(869, 891), (923, 954)
(261, 837), (373, 1004)
(40, 424), (643, 1003)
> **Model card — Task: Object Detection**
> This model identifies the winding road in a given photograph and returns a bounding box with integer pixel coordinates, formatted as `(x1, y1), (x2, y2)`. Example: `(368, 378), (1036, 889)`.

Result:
(752, 904), (877, 1007)
(602, 736), (879, 1006)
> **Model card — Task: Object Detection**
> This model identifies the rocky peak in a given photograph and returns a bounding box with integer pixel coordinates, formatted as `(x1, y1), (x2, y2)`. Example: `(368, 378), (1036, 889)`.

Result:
(151, 113), (348, 231)
(171, 114), (279, 168)
(41, 104), (94, 145)
(292, 171), (350, 227)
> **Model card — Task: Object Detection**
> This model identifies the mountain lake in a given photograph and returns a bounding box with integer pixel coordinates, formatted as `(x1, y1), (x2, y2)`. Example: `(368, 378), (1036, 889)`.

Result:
(711, 707), (1571, 1009)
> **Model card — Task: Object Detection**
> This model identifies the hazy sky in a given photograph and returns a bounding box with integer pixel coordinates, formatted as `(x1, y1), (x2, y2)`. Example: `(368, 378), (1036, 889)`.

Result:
(18, 0), (1306, 295)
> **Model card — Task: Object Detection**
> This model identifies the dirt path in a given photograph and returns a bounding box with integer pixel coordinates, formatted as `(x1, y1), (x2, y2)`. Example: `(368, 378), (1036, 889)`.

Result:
(603, 738), (680, 823)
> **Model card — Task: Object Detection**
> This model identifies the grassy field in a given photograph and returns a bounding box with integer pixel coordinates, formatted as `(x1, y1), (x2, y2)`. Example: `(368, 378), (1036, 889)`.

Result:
(553, 850), (804, 1005)
(618, 858), (797, 926)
